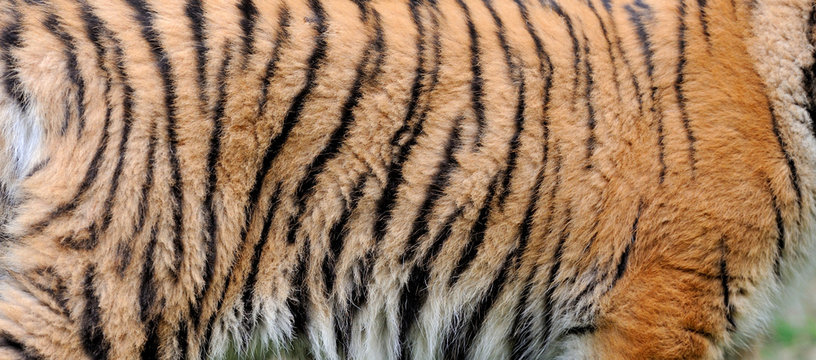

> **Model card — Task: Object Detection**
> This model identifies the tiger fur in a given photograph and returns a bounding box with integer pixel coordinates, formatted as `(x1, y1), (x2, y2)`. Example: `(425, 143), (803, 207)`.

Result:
(0, 0), (815, 359)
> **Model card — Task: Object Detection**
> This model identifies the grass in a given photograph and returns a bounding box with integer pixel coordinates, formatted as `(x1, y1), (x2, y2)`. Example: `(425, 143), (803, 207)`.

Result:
(759, 278), (816, 360)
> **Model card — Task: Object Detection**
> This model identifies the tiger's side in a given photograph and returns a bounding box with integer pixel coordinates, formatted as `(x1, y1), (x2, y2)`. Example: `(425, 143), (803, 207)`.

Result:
(0, 0), (814, 358)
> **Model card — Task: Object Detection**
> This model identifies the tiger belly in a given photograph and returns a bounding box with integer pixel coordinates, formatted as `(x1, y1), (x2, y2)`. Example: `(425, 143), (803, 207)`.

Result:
(0, 0), (815, 359)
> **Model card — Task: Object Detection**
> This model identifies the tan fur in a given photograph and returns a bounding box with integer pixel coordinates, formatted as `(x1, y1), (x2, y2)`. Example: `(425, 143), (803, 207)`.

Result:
(0, 0), (814, 359)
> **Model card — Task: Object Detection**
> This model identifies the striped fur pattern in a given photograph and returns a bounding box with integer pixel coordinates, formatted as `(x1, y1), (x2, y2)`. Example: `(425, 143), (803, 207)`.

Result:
(0, 0), (815, 358)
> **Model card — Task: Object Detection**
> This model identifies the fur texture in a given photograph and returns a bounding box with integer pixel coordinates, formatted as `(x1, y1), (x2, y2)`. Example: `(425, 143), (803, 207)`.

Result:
(0, 0), (814, 359)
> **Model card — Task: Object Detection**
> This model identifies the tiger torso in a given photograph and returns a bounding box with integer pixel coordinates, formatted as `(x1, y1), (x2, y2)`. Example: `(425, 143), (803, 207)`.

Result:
(0, 0), (815, 359)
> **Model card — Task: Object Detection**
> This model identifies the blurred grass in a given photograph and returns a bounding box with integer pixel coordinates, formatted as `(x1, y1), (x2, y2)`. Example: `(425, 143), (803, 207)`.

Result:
(760, 279), (816, 360)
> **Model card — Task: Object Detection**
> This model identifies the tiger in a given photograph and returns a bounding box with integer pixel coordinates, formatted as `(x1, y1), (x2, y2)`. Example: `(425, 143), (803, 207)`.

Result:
(0, 0), (814, 358)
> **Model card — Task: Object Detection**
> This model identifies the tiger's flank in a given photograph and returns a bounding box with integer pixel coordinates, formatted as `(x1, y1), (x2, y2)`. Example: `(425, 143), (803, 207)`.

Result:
(0, 0), (815, 359)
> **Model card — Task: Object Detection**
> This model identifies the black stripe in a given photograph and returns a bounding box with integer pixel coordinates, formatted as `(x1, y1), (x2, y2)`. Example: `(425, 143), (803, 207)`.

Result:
(220, 0), (330, 335)
(24, 158), (49, 178)
(609, 202), (642, 292)
(238, 0), (258, 66)
(565, 324), (596, 336)
(324, 175), (367, 295)
(482, 0), (525, 209)
(139, 223), (159, 323)
(396, 117), (466, 357)
(42, 14), (87, 136)
(123, 0), (185, 273)
(288, 237), (311, 337)
(624, 0), (657, 82)
(176, 319), (189, 360)
(424, 208), (465, 276)
(366, 11), (387, 84)
(32, 128), (112, 242)
(80, 266), (111, 360)
(664, 263), (738, 280)
(15, 274), (67, 320)
(512, 0), (552, 212)
(200, 276), (228, 358)
(104, 59), (132, 267)
(81, 3), (134, 238)
(333, 311), (347, 357)
(514, 163), (546, 272)
(398, 207), (462, 360)
(118, 120), (158, 276)
(243, 0), (328, 248)
(398, 258), (433, 360)
(0, 334), (26, 358)
(135, 124), (158, 240)
(258, 7), (291, 113)
(44, 3), (115, 250)
(549, 1), (581, 111)
(696, 0), (711, 44)
(567, 266), (602, 314)
(587, 0), (623, 106)
(512, 151), (562, 358)
(0, 181), (10, 206)
(352, 0), (368, 21)
(629, 0), (655, 75)
(240, 184), (281, 333)
(583, 36), (598, 169)
(768, 105), (803, 210)
(373, 0), (439, 243)
(193, 41), (234, 331)
(402, 115), (464, 264)
(719, 236), (735, 331)
(0, 5), (25, 109)
(511, 269), (537, 359)
(28, 15), (115, 237)
(138, 225), (160, 360)
(388, 0), (426, 153)
(539, 207), (572, 344)
(582, 223), (600, 255)
(286, 14), (384, 245)
(454, 0), (487, 148)
(202, 8), (293, 351)
(597, 0), (645, 116)
(676, 0), (697, 175)
(443, 245), (514, 360)
(514, 0), (554, 119)
(56, 224), (97, 251)
(340, 249), (374, 355)
(0, 332), (44, 360)
(29, 267), (70, 316)
(185, 0), (209, 107)
(768, 178), (786, 278)
(449, 174), (499, 286)
(625, 0), (666, 183)
(683, 326), (716, 342)
(61, 98), (71, 134)
(140, 319), (160, 360)
(359, 1), (443, 332)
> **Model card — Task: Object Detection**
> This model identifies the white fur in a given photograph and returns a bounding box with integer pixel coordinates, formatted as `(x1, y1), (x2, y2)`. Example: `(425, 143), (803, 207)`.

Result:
(0, 100), (43, 181)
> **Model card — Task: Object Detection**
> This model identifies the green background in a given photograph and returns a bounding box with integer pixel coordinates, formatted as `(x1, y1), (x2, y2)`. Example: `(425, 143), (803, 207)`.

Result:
(760, 279), (816, 360)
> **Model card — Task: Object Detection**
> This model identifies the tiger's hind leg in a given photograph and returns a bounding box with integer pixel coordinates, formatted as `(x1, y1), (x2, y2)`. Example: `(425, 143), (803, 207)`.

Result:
(585, 264), (729, 360)
(582, 235), (778, 360)
(571, 195), (784, 360)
